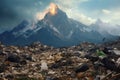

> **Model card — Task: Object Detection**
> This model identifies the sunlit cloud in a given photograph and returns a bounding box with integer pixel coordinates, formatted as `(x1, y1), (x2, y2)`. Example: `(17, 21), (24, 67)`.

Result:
(102, 9), (111, 14)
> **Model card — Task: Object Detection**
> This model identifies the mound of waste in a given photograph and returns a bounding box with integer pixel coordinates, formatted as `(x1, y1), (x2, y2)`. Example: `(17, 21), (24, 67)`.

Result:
(0, 41), (120, 80)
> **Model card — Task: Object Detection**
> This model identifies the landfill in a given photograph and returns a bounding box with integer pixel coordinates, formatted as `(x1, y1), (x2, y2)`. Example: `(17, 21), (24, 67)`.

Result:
(0, 40), (120, 80)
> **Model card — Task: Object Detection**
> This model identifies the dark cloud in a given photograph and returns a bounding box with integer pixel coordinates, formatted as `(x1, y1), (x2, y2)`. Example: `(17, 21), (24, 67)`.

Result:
(0, 0), (54, 33)
(1, 0), (119, 33)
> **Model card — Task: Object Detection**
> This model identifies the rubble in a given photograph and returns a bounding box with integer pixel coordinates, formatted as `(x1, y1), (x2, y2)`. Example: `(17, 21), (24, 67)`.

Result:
(0, 41), (120, 80)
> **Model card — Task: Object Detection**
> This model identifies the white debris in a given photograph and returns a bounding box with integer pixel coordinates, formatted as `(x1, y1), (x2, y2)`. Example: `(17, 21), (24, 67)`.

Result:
(116, 58), (120, 66)
(113, 50), (120, 55)
(41, 60), (48, 71)
(16, 49), (21, 53)
(48, 70), (55, 75)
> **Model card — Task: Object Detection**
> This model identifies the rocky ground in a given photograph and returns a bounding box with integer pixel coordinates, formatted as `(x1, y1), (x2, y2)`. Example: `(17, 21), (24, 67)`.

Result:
(0, 40), (120, 80)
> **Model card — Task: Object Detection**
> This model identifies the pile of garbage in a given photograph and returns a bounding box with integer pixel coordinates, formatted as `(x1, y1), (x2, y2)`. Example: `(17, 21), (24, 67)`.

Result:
(0, 41), (120, 80)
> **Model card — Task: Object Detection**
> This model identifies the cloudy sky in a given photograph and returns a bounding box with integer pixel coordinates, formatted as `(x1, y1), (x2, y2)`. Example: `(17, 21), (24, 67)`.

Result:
(0, 0), (120, 33)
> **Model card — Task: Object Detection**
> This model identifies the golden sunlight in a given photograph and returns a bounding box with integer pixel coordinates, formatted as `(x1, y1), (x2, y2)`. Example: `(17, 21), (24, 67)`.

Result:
(49, 3), (58, 15)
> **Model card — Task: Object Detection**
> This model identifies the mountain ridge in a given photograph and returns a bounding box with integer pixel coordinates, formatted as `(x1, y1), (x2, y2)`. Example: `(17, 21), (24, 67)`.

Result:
(0, 3), (118, 47)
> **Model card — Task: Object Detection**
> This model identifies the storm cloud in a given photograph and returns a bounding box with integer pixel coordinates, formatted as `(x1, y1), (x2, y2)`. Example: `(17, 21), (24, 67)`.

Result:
(0, 0), (120, 33)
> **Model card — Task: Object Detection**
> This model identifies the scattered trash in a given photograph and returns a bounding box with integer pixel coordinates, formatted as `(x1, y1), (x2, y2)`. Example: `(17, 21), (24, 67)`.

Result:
(101, 57), (120, 72)
(96, 49), (106, 59)
(6, 54), (20, 63)
(75, 64), (89, 73)
(113, 50), (120, 55)
(0, 64), (6, 73)
(116, 58), (120, 66)
(0, 41), (120, 79)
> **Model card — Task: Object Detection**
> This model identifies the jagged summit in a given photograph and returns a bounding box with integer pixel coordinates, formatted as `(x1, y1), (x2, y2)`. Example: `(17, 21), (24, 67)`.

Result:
(44, 3), (67, 21)
(44, 6), (68, 27)
(49, 3), (58, 16)
(36, 3), (60, 20)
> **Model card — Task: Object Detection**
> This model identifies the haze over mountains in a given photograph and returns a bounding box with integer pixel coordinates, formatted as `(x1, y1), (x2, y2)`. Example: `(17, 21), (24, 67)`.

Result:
(0, 3), (119, 47)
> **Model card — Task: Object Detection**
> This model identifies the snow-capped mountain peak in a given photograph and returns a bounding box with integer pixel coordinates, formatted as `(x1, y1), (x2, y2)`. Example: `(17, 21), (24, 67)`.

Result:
(0, 4), (118, 47)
